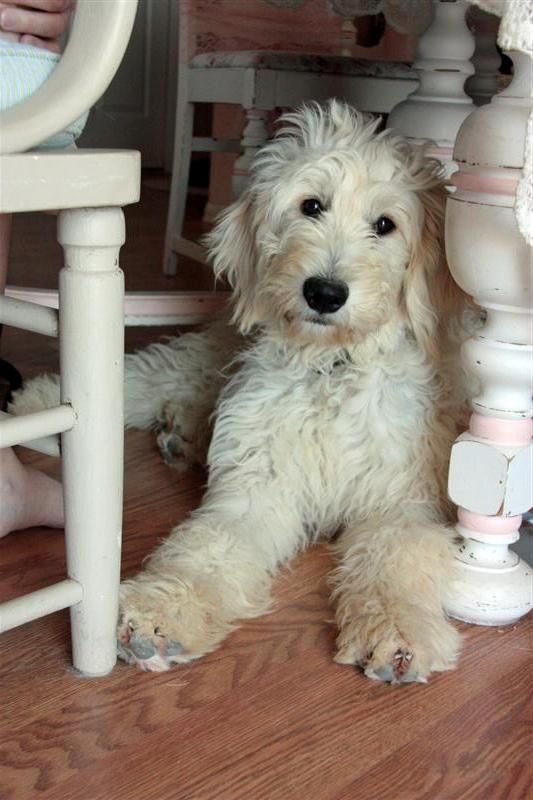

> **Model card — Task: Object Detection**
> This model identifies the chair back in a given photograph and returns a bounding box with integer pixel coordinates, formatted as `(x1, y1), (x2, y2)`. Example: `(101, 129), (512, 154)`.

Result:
(0, 0), (138, 154)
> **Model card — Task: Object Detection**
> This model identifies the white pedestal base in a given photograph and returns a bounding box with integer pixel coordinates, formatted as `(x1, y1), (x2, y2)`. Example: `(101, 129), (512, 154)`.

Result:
(446, 539), (533, 626)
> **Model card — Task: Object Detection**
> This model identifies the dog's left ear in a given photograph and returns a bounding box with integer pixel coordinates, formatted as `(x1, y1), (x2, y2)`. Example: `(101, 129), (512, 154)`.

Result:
(401, 181), (464, 365)
(205, 191), (265, 333)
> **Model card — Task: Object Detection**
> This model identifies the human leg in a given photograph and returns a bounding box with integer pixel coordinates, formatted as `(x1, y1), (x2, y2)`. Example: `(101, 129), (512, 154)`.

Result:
(0, 213), (64, 536)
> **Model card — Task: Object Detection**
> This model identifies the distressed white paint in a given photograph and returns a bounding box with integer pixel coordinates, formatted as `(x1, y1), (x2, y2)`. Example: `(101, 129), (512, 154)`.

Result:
(0, 580), (83, 634)
(0, 150), (140, 214)
(0, 0), (141, 675)
(388, 0), (476, 175)
(444, 46), (533, 626)
(448, 440), (509, 515)
(58, 207), (126, 675)
(0, 412), (59, 457)
(0, 295), (58, 337)
(0, 405), (75, 449)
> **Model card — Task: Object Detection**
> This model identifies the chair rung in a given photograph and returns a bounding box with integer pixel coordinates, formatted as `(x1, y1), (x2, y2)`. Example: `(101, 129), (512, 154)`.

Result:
(4, 286), (58, 309)
(0, 411), (60, 456)
(0, 579), (82, 633)
(0, 405), (75, 449)
(0, 293), (58, 337)
(124, 290), (229, 326)
(192, 136), (242, 153)
(170, 236), (208, 265)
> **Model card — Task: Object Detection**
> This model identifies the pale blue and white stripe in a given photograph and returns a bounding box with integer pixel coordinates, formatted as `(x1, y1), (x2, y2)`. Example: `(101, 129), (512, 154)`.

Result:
(0, 38), (88, 149)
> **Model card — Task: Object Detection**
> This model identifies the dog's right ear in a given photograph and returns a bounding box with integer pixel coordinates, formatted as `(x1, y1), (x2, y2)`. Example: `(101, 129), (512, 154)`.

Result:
(205, 191), (264, 333)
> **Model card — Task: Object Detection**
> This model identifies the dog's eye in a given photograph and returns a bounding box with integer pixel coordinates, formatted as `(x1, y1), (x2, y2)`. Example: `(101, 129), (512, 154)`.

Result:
(374, 216), (396, 236)
(301, 198), (324, 218)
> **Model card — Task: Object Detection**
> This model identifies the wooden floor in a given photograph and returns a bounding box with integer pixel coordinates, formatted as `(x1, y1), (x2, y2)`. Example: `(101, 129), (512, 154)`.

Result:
(1, 177), (532, 800)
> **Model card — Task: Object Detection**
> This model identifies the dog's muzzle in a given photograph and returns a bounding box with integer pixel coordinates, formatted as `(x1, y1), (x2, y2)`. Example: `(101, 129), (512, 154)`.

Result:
(303, 277), (349, 315)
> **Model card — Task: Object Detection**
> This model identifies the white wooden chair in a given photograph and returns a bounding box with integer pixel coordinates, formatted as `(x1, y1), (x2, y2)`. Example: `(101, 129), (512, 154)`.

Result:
(0, 0), (141, 676)
(163, 0), (419, 289)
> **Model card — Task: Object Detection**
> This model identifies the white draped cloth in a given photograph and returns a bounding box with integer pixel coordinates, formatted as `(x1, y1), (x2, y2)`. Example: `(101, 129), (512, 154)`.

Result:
(468, 0), (532, 245)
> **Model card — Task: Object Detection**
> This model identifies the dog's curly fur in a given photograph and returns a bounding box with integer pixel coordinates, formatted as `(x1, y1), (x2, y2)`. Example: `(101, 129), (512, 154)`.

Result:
(12, 101), (471, 682)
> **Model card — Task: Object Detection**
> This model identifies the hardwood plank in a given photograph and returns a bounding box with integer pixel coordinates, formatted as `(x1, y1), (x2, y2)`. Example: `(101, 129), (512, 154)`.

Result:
(338, 666), (533, 800)
(1, 579), (531, 800)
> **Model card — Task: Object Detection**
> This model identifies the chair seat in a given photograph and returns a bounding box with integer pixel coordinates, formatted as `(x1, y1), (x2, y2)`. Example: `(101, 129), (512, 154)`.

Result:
(0, 149), (141, 213)
(191, 50), (415, 80)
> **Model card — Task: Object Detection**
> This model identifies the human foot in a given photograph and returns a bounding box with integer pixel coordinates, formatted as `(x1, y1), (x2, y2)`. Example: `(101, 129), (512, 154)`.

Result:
(0, 447), (63, 536)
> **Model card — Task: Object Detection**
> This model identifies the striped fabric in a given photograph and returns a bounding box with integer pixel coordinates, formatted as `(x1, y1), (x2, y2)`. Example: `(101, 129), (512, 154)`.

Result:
(0, 38), (88, 149)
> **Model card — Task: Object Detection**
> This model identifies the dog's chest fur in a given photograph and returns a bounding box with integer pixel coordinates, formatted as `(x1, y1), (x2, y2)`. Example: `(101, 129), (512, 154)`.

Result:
(208, 335), (439, 531)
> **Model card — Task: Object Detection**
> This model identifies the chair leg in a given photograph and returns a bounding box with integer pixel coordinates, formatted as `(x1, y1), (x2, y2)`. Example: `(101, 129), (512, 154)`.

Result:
(232, 108), (269, 198)
(163, 98), (194, 277)
(58, 207), (126, 676)
(0, 214), (13, 295)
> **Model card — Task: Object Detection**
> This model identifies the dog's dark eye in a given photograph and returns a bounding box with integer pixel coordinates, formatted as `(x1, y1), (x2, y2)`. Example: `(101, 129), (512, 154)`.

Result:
(374, 216), (396, 236)
(301, 198), (324, 218)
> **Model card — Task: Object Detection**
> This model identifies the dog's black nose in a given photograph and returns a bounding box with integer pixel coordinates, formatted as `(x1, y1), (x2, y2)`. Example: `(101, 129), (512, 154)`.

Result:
(302, 277), (349, 314)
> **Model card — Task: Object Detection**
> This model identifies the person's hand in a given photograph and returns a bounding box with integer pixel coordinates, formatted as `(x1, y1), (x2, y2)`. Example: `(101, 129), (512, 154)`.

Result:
(0, 0), (73, 52)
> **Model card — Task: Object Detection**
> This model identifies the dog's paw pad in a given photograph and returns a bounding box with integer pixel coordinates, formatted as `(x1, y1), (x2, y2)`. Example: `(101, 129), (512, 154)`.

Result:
(362, 648), (427, 685)
(365, 665), (425, 684)
(365, 661), (425, 685)
(157, 430), (186, 465)
(127, 632), (159, 660)
(117, 618), (185, 672)
(155, 421), (197, 471)
(393, 648), (413, 675)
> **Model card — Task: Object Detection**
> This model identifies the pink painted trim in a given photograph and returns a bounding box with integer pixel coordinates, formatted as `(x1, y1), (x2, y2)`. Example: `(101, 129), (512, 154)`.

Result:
(123, 292), (228, 316)
(470, 413), (533, 445)
(451, 171), (519, 197)
(458, 508), (522, 534)
(427, 146), (454, 158)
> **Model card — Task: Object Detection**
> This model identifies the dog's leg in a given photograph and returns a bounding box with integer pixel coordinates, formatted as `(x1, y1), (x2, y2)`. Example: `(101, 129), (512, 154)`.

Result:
(8, 315), (240, 468)
(126, 315), (241, 468)
(332, 514), (461, 684)
(117, 480), (306, 671)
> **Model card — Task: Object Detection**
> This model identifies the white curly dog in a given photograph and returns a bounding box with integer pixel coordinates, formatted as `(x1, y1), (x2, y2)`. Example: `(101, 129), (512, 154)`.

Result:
(13, 101), (471, 682)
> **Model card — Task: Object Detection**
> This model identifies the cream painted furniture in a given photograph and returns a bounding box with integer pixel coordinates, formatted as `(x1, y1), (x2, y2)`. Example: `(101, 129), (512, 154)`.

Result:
(0, 0), (141, 675)
(389, 0), (532, 625)
(388, 0), (476, 176)
(445, 45), (532, 626)
(162, 0), (419, 299)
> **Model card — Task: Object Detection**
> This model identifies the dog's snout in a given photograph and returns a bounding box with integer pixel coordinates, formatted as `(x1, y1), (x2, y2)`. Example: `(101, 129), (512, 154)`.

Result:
(303, 277), (349, 314)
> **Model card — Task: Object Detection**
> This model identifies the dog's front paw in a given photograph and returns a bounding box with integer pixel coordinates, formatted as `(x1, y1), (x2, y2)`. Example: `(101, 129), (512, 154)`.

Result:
(117, 576), (232, 672)
(117, 590), (191, 672)
(117, 615), (188, 673)
(334, 609), (460, 685)
(154, 400), (209, 471)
